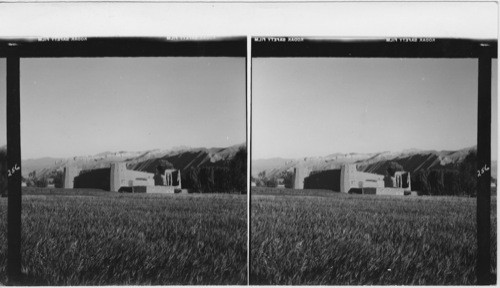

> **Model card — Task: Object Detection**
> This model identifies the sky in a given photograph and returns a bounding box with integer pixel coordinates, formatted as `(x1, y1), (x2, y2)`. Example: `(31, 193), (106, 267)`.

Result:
(0, 57), (497, 160)
(252, 58), (498, 160)
(0, 57), (246, 159)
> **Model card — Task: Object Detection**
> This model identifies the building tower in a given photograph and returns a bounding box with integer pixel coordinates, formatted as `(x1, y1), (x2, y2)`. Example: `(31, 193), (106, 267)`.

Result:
(63, 166), (80, 189)
(110, 162), (127, 192)
(292, 167), (310, 189)
(340, 163), (357, 193)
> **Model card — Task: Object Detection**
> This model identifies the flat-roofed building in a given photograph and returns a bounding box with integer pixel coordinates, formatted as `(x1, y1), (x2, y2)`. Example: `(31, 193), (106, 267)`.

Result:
(293, 163), (412, 196)
(63, 162), (182, 193)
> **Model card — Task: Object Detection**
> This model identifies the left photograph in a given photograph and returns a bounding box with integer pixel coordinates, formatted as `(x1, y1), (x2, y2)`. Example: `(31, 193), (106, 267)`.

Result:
(0, 38), (247, 285)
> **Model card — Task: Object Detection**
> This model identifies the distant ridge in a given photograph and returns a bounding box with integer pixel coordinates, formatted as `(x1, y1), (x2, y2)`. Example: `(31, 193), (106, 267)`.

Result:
(21, 143), (246, 178)
(252, 146), (497, 179)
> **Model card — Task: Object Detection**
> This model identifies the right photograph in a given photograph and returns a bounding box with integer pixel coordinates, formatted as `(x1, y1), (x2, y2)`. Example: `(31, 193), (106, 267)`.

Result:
(250, 38), (497, 285)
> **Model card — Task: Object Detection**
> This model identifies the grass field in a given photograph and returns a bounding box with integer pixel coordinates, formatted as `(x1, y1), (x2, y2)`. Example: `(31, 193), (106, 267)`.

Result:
(0, 188), (247, 285)
(250, 187), (497, 285)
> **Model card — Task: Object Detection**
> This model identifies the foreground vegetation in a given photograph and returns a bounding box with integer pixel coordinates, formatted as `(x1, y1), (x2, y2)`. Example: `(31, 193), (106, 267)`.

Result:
(251, 187), (496, 285)
(0, 188), (246, 285)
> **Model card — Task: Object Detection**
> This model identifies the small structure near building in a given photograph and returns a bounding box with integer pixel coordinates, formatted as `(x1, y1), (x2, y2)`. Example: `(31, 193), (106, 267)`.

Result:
(276, 178), (285, 188)
(292, 163), (412, 196)
(46, 178), (55, 188)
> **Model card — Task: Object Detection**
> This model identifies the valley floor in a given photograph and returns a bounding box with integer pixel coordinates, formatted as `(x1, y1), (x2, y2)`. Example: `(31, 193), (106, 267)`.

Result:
(0, 188), (247, 285)
(250, 187), (497, 285)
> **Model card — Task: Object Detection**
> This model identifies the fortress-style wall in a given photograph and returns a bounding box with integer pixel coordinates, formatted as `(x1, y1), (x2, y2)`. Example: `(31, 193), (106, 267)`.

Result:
(293, 167), (310, 189)
(291, 163), (413, 196)
(304, 169), (341, 191)
(74, 168), (111, 191)
(63, 166), (81, 189)
(64, 163), (181, 193)
(133, 186), (178, 193)
(374, 187), (407, 196)
(340, 164), (355, 193)
(340, 164), (385, 193)
(110, 162), (155, 192)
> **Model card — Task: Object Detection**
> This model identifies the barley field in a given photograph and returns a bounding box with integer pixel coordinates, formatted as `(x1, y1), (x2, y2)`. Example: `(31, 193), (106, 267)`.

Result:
(250, 187), (496, 285)
(0, 188), (247, 285)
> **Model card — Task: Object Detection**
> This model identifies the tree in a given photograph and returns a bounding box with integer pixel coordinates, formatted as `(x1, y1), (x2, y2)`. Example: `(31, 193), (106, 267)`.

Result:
(280, 170), (294, 188)
(214, 167), (232, 192)
(441, 170), (460, 195)
(52, 170), (64, 188)
(266, 177), (278, 188)
(34, 177), (48, 188)
(205, 167), (215, 193)
(386, 161), (404, 177)
(459, 151), (477, 197)
(257, 171), (268, 187)
(230, 146), (247, 193)
(154, 172), (164, 186)
(428, 170), (445, 195)
(258, 171), (266, 179)
(187, 168), (200, 192)
(159, 159), (175, 170)
(411, 170), (431, 195)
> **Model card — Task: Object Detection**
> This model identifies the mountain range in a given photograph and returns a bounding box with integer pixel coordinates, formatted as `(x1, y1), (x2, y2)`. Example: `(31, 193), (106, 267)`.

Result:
(16, 143), (245, 178)
(0, 144), (497, 181)
(252, 146), (497, 179)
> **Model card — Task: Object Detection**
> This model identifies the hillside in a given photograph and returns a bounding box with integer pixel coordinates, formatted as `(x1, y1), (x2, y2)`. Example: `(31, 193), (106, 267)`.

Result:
(127, 145), (245, 174)
(252, 146), (497, 179)
(21, 143), (246, 178)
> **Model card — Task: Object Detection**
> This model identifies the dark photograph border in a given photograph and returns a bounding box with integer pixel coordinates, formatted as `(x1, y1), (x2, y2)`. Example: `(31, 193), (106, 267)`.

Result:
(250, 37), (497, 285)
(2, 37), (248, 285)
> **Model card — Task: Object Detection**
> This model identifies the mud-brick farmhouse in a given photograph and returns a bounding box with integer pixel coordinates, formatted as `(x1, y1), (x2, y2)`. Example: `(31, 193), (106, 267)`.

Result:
(63, 163), (182, 193)
(293, 163), (411, 195)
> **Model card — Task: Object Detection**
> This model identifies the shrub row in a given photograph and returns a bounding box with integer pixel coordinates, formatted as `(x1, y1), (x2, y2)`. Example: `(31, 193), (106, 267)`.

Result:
(182, 147), (247, 194)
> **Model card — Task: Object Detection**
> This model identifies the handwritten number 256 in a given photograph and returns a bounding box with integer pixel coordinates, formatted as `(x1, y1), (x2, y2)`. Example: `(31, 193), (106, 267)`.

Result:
(7, 164), (20, 177)
(477, 164), (490, 178)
